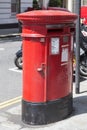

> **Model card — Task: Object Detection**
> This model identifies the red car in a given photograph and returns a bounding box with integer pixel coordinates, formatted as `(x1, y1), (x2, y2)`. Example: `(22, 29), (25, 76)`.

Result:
(81, 6), (87, 25)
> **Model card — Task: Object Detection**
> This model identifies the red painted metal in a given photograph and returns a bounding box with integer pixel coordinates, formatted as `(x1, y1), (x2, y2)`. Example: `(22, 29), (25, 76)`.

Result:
(46, 33), (73, 100)
(17, 10), (77, 103)
(17, 10), (77, 24)
(23, 37), (46, 102)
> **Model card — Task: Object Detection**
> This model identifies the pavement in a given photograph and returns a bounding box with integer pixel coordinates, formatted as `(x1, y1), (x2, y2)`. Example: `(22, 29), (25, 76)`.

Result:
(0, 77), (87, 130)
(0, 31), (87, 129)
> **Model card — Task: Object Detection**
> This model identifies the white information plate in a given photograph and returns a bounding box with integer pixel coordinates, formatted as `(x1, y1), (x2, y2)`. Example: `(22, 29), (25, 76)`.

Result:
(51, 38), (59, 55)
(61, 48), (68, 62)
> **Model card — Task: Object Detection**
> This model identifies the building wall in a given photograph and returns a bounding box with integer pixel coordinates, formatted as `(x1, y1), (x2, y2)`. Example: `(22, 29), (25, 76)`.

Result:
(0, 0), (11, 24)
(66, 0), (73, 11)
(0, 0), (33, 25)
(82, 0), (87, 5)
(42, 0), (49, 9)
(21, 0), (33, 12)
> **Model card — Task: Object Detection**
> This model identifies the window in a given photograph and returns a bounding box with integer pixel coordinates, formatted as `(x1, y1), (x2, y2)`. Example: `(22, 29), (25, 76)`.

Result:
(11, 0), (17, 15)
(11, 0), (21, 16)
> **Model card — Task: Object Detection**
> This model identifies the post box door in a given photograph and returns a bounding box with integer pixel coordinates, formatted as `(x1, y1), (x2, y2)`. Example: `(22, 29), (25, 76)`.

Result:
(47, 35), (73, 101)
(23, 37), (47, 102)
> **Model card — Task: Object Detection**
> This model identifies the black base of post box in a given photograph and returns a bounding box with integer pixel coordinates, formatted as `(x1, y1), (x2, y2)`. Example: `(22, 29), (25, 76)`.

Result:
(22, 94), (72, 125)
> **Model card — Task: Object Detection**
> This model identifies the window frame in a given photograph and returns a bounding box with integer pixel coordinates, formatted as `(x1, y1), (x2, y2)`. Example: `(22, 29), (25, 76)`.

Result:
(11, 0), (17, 16)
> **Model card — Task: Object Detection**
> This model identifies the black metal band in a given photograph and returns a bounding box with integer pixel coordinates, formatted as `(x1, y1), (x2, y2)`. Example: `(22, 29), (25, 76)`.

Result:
(22, 93), (73, 125)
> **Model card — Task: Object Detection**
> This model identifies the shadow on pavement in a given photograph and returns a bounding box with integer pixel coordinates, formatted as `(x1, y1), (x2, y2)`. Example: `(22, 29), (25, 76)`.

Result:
(73, 95), (87, 116)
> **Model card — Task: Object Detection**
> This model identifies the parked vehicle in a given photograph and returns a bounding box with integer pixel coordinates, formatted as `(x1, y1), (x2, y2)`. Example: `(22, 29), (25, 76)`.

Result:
(81, 6), (87, 26)
(14, 48), (22, 69)
(73, 43), (87, 76)
(73, 23), (87, 76)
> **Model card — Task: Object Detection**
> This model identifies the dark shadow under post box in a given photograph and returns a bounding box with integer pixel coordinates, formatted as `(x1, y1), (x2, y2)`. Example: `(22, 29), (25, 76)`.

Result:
(17, 10), (77, 125)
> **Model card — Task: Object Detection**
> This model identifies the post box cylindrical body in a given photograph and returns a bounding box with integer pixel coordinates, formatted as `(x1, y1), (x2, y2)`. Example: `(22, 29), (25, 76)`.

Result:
(17, 10), (77, 125)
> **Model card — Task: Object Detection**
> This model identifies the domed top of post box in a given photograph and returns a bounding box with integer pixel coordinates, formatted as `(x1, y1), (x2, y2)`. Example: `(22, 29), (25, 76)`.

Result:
(17, 10), (77, 24)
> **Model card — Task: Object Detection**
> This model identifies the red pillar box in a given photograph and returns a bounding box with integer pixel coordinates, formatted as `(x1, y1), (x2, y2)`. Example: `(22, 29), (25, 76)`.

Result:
(17, 10), (77, 125)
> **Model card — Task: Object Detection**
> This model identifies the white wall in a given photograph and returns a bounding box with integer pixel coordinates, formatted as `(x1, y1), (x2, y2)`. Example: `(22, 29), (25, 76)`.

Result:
(67, 0), (73, 12)
(0, 0), (33, 24)
(0, 0), (11, 24)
